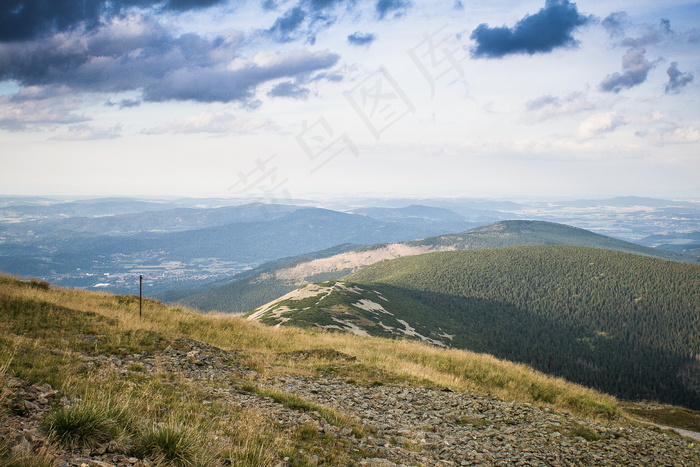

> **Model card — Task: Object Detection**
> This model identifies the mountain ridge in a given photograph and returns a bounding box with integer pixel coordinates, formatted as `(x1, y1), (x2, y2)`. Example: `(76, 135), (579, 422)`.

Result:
(179, 220), (689, 313)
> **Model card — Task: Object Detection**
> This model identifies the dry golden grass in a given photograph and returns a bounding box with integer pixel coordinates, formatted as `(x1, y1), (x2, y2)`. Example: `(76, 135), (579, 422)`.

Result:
(0, 273), (630, 465)
(0, 274), (619, 420)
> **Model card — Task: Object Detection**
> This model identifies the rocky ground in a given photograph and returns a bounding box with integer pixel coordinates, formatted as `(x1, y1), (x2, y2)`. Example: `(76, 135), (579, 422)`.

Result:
(3, 338), (699, 466)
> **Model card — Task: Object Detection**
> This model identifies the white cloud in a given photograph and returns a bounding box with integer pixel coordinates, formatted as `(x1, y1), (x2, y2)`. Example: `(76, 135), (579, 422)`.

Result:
(142, 111), (283, 135)
(50, 124), (122, 141)
(645, 125), (700, 144)
(525, 92), (596, 122)
(0, 92), (89, 130)
(577, 112), (627, 139)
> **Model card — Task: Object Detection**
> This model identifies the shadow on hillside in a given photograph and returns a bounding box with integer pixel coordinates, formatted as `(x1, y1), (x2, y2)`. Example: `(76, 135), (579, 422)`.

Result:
(374, 284), (700, 410)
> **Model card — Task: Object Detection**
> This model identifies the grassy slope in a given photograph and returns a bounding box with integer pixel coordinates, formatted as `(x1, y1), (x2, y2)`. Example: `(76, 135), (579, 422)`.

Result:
(179, 220), (687, 314)
(0, 274), (627, 463)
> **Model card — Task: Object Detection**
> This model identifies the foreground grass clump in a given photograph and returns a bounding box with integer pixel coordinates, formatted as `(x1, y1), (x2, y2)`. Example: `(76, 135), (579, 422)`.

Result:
(134, 422), (215, 467)
(42, 404), (114, 449)
(0, 443), (53, 467)
(40, 390), (138, 451)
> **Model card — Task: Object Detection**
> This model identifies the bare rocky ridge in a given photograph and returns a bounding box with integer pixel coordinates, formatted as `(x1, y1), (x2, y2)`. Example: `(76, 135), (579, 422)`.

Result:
(3, 338), (699, 466)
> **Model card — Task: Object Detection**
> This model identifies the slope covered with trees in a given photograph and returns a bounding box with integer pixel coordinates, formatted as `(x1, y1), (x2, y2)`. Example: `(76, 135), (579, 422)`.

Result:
(349, 246), (700, 408)
(179, 220), (688, 313)
(250, 246), (700, 409)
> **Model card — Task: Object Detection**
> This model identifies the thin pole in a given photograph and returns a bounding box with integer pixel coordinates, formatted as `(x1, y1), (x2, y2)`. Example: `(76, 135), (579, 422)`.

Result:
(139, 274), (143, 318)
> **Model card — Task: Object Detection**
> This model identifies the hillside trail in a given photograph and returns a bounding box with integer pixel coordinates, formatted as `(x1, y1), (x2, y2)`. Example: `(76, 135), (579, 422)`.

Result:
(4, 338), (700, 466)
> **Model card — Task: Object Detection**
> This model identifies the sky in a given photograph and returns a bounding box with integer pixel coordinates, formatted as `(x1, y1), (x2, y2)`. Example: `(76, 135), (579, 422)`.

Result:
(0, 0), (699, 201)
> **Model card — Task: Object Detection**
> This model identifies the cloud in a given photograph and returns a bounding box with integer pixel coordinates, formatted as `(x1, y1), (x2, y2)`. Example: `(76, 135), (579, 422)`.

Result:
(166, 0), (227, 11)
(49, 124), (122, 141)
(469, 0), (593, 58)
(145, 49), (339, 103)
(525, 92), (595, 121)
(619, 19), (673, 48)
(601, 12), (629, 37)
(376, 0), (412, 20)
(106, 98), (142, 109)
(665, 62), (693, 94)
(347, 32), (376, 46)
(577, 112), (626, 139)
(599, 48), (654, 93)
(267, 6), (307, 42)
(142, 111), (282, 135)
(0, 91), (89, 130)
(266, 0), (356, 44)
(687, 28), (700, 44)
(0, 0), (228, 42)
(0, 16), (340, 105)
(641, 125), (700, 145)
(267, 81), (310, 99)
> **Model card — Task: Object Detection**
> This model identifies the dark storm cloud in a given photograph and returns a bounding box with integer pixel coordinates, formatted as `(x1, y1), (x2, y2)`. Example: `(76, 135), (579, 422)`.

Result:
(167, 0), (226, 11)
(142, 48), (339, 102)
(599, 48), (654, 93)
(265, 0), (363, 44)
(267, 6), (307, 42)
(375, 0), (412, 20)
(469, 0), (593, 58)
(665, 62), (694, 94)
(347, 32), (376, 46)
(106, 98), (143, 108)
(0, 0), (228, 42)
(0, 16), (340, 104)
(267, 80), (310, 99)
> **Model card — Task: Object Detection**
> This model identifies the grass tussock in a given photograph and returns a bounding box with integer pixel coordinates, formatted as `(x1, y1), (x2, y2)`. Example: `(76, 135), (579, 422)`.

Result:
(40, 389), (138, 450)
(134, 422), (216, 467)
(0, 274), (627, 465)
(0, 443), (54, 467)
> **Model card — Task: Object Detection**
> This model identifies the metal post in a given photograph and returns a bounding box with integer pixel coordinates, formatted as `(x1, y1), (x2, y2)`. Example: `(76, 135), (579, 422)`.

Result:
(139, 274), (143, 318)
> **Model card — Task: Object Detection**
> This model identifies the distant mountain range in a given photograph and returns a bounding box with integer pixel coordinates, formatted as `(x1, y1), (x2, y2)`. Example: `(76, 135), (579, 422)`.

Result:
(247, 245), (700, 409)
(1, 195), (698, 294)
(0, 202), (479, 293)
(176, 220), (687, 313)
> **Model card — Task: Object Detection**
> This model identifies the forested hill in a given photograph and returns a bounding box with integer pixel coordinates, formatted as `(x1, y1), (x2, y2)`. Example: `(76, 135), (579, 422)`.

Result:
(248, 245), (700, 409)
(406, 220), (686, 261)
(178, 220), (688, 314)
